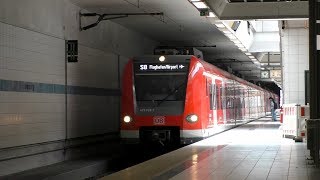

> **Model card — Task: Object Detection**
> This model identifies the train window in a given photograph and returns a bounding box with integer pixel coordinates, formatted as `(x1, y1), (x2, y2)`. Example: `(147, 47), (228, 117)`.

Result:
(226, 87), (231, 109)
(209, 83), (217, 110)
(209, 84), (213, 109)
(221, 86), (226, 109)
(134, 73), (187, 102)
(206, 78), (210, 96)
(216, 84), (221, 110)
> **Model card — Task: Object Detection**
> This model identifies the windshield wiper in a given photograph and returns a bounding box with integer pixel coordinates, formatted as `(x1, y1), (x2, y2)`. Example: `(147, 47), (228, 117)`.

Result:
(155, 82), (186, 107)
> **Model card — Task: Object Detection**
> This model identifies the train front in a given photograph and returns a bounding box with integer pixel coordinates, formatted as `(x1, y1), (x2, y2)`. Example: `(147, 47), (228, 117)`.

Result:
(121, 55), (192, 145)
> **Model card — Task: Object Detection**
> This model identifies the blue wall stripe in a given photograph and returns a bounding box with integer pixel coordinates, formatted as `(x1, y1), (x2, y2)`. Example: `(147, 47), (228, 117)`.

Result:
(0, 79), (120, 96)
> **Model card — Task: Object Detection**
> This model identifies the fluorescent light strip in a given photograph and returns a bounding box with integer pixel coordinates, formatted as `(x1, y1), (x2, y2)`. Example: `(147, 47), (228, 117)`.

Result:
(235, 43), (244, 48)
(239, 47), (247, 52)
(245, 53), (251, 56)
(215, 23), (225, 28)
(232, 39), (241, 44)
(226, 34), (237, 40)
(193, 2), (208, 8)
(223, 30), (231, 34)
(248, 55), (255, 59)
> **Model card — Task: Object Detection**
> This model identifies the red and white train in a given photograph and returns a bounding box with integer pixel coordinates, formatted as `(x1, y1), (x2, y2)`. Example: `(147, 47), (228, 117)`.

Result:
(120, 55), (278, 144)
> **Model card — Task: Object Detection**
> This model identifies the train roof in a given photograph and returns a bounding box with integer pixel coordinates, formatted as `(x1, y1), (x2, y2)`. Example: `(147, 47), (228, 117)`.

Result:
(196, 56), (266, 92)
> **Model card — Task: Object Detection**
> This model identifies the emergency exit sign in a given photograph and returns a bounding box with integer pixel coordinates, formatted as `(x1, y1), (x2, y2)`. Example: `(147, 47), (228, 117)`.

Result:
(66, 40), (78, 63)
(200, 9), (209, 16)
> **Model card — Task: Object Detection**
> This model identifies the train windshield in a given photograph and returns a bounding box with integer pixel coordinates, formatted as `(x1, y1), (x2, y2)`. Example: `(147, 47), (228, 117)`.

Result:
(135, 73), (187, 102)
(133, 62), (189, 115)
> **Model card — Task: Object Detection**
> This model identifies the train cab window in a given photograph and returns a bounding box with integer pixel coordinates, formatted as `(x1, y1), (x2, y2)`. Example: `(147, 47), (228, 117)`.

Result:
(135, 73), (187, 102)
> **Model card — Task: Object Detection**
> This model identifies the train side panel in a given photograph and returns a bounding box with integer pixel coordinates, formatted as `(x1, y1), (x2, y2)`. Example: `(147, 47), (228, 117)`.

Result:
(181, 57), (208, 141)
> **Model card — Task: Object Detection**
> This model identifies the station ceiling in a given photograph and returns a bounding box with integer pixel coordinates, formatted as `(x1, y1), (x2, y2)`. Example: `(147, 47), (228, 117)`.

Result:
(70, 0), (307, 91)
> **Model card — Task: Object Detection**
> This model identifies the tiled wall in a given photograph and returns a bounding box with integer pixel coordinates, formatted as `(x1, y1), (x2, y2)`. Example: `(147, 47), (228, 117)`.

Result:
(0, 21), (121, 148)
(0, 22), (66, 148)
(281, 28), (309, 104)
(0, 0), (158, 175)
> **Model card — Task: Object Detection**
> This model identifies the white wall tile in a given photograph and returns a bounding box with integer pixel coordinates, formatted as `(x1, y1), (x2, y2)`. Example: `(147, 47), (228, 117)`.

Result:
(298, 28), (308, 36)
(299, 35), (309, 44)
(288, 29), (299, 36)
(298, 45), (308, 55)
(282, 28), (309, 105)
(288, 45), (299, 55)
(287, 54), (299, 62)
(0, 23), (65, 84)
(0, 21), (121, 148)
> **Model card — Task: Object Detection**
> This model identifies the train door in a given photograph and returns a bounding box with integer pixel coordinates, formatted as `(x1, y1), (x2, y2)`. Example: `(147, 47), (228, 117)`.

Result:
(215, 79), (224, 125)
(225, 79), (232, 124)
(231, 80), (236, 123)
(221, 80), (227, 124)
(240, 87), (245, 121)
(234, 82), (241, 124)
(207, 78), (215, 128)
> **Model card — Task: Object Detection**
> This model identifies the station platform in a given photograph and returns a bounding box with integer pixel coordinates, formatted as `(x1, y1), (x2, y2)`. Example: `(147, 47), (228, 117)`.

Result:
(101, 116), (319, 180)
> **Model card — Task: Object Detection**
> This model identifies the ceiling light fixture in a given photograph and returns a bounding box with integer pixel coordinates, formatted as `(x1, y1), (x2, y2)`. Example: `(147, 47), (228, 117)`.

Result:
(226, 34), (237, 40)
(239, 47), (247, 52)
(193, 2), (208, 9)
(215, 23), (225, 28)
(235, 43), (244, 48)
(223, 30), (231, 34)
(245, 53), (251, 56)
(248, 55), (255, 59)
(231, 39), (241, 44)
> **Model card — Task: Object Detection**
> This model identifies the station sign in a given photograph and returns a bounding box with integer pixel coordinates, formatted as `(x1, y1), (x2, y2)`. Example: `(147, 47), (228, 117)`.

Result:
(270, 70), (281, 78)
(134, 63), (189, 73)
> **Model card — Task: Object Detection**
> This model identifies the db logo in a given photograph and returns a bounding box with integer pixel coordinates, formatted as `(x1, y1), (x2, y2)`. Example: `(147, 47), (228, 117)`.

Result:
(153, 116), (165, 125)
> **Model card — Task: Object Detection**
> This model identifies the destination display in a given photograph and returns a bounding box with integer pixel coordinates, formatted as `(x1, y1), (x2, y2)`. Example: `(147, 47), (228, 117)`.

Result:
(134, 63), (189, 73)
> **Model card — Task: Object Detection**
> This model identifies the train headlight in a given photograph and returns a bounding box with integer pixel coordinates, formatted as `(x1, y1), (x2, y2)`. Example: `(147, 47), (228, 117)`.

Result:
(186, 114), (198, 123)
(123, 115), (132, 123)
(159, 56), (165, 62)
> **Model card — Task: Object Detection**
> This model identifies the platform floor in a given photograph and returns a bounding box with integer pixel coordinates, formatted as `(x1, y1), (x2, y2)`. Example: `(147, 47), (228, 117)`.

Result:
(101, 117), (319, 180)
